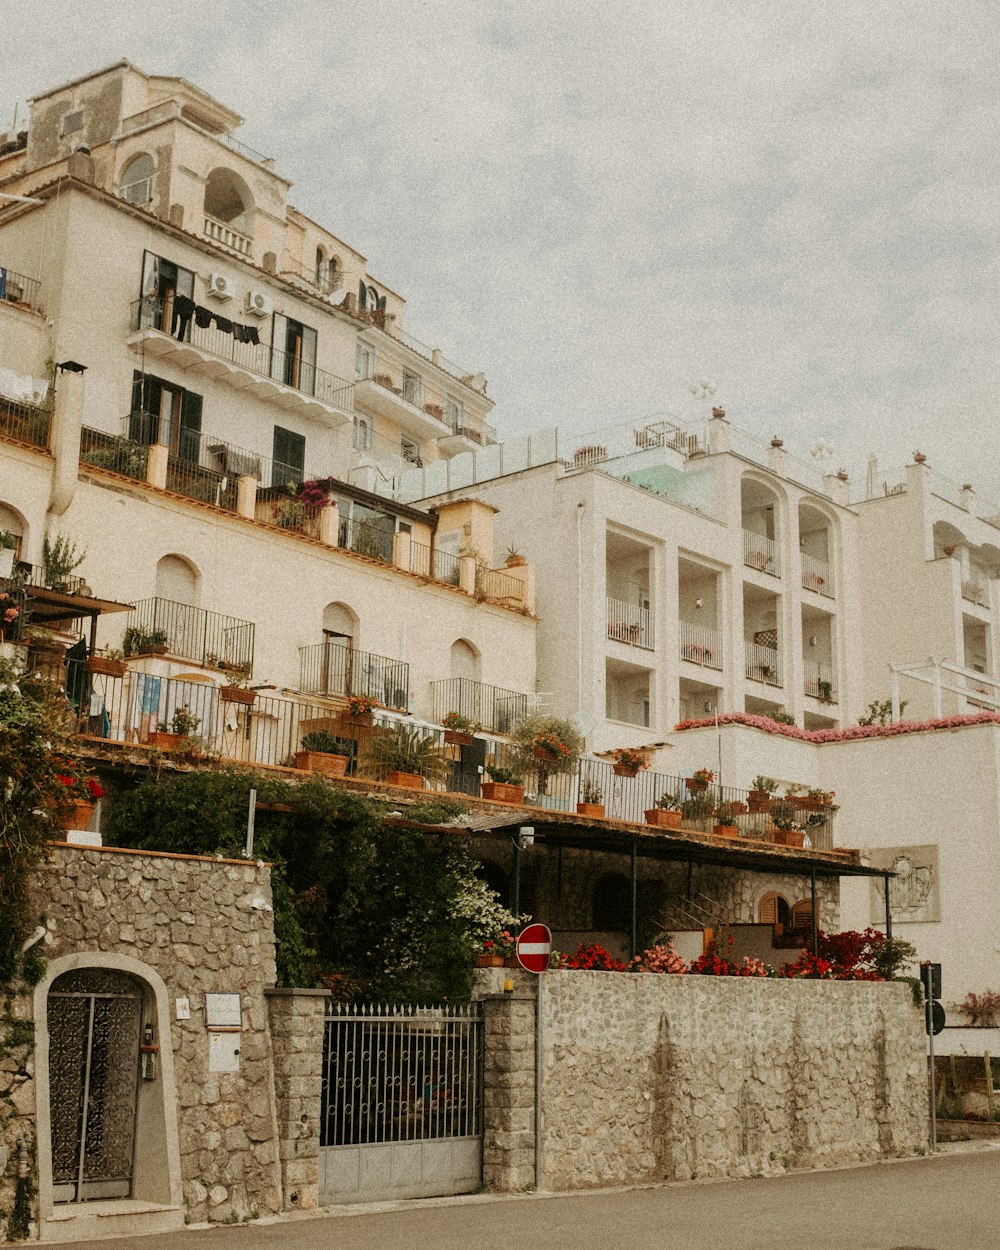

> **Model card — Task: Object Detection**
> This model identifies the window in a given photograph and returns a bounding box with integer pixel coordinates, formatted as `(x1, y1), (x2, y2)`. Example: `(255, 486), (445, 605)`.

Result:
(315, 247), (327, 289)
(130, 371), (202, 463)
(353, 415), (373, 452)
(336, 498), (395, 563)
(758, 893), (791, 928)
(272, 426), (305, 489)
(401, 371), (422, 406)
(400, 436), (421, 467)
(270, 314), (317, 394)
(62, 110), (83, 136)
(137, 252), (195, 334)
(355, 343), (375, 381)
(120, 154), (154, 205)
(358, 281), (386, 315)
(444, 396), (463, 431)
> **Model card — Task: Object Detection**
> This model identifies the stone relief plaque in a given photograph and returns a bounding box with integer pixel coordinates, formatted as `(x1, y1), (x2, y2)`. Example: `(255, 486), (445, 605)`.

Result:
(868, 844), (940, 923)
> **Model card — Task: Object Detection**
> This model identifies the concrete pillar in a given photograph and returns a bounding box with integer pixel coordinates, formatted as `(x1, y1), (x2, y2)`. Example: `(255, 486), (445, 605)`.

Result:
(236, 474), (258, 519)
(47, 369), (86, 517)
(823, 473), (851, 507)
(708, 409), (730, 453)
(767, 439), (789, 478)
(960, 483), (975, 512)
(476, 975), (537, 1192)
(460, 554), (478, 596)
(392, 528), (412, 570)
(318, 501), (339, 547)
(146, 443), (168, 490)
(264, 989), (331, 1212)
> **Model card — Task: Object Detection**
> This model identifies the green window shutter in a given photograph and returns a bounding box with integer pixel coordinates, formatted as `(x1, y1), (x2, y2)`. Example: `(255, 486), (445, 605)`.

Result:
(271, 313), (288, 383)
(179, 390), (203, 463)
(272, 425), (305, 488)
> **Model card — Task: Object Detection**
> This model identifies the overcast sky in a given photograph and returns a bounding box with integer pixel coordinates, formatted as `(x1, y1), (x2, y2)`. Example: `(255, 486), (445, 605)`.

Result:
(6, 2), (999, 494)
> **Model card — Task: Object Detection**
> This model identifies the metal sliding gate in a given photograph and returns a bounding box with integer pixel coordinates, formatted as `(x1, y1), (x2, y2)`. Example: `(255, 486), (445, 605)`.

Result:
(319, 1002), (483, 1204)
(48, 969), (144, 1203)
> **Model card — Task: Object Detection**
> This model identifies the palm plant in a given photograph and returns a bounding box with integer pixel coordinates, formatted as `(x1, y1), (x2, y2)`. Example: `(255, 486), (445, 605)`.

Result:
(367, 726), (449, 784)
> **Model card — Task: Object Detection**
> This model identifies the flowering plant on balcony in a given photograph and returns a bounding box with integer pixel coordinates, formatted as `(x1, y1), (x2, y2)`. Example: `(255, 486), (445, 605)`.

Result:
(347, 694), (375, 717)
(806, 787), (835, 805)
(531, 731), (569, 760)
(442, 710), (478, 733)
(691, 768), (715, 784)
(0, 591), (20, 633)
(612, 747), (648, 773)
(53, 758), (105, 803)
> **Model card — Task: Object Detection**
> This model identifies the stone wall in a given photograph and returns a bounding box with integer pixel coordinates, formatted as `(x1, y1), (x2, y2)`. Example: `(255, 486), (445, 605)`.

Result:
(480, 984), (536, 1193)
(0, 992), (35, 1241)
(536, 972), (928, 1189)
(18, 845), (283, 1234)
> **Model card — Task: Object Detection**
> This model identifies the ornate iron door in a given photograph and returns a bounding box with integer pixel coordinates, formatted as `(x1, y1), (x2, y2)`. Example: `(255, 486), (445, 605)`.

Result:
(48, 969), (144, 1203)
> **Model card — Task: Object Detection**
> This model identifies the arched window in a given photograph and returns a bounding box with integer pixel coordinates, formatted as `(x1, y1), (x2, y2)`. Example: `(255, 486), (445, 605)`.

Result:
(450, 639), (480, 683)
(790, 899), (815, 933)
(204, 168), (255, 236)
(0, 503), (26, 560)
(758, 892), (791, 929)
(315, 247), (328, 289)
(120, 153), (154, 204)
(155, 554), (199, 606)
(592, 873), (631, 931)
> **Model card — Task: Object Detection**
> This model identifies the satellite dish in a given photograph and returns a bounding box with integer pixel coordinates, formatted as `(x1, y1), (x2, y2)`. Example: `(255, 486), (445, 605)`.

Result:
(465, 372), (487, 392)
(327, 288), (348, 305)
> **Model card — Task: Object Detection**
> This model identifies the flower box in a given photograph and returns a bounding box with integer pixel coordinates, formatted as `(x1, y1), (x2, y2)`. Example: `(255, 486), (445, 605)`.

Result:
(475, 953), (505, 968)
(294, 750), (348, 777)
(795, 796), (825, 812)
(481, 781), (524, 804)
(686, 777), (709, 792)
(387, 770), (424, 790)
(444, 730), (474, 747)
(340, 709), (373, 727)
(575, 802), (605, 818)
(86, 656), (127, 678)
(147, 731), (185, 751)
(613, 762), (640, 777)
(645, 808), (682, 829)
(748, 790), (771, 813)
(783, 829), (805, 847)
(221, 685), (256, 706)
(713, 823), (739, 839)
(58, 800), (96, 832)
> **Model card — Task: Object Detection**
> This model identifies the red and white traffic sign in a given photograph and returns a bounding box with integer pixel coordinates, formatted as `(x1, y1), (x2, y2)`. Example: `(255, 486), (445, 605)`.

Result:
(515, 923), (552, 974)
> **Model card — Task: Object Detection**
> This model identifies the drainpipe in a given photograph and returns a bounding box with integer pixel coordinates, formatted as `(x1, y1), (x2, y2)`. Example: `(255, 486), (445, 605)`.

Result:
(576, 502), (585, 713)
(47, 367), (86, 519)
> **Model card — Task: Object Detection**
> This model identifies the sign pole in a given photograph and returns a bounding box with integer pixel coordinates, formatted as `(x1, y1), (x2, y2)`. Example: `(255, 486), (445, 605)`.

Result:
(535, 972), (543, 1191)
(927, 983), (937, 1152)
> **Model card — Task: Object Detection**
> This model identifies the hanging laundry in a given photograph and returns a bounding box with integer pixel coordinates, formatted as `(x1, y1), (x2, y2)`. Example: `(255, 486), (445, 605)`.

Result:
(0, 267), (7, 301)
(194, 304), (212, 328)
(212, 313), (234, 334)
(172, 294), (195, 340)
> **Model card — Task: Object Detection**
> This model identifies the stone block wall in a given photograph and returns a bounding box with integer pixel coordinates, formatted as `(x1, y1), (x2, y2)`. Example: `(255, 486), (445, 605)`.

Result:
(0, 993), (35, 1242)
(537, 972), (928, 1189)
(479, 978), (536, 1193)
(18, 845), (283, 1232)
(265, 989), (330, 1212)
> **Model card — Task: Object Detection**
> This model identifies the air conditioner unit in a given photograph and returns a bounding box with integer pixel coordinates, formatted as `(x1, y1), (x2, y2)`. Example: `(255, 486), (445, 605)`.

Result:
(207, 273), (235, 301)
(246, 289), (273, 318)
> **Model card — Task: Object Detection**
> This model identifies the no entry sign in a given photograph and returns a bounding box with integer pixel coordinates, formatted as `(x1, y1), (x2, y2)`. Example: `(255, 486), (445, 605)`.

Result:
(515, 923), (552, 973)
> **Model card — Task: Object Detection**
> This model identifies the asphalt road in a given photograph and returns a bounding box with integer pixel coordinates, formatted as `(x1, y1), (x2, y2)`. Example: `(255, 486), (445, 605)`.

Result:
(42, 1145), (1000, 1250)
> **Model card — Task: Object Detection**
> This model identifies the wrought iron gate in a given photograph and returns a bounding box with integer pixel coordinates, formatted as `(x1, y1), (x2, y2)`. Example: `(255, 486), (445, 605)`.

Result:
(48, 969), (144, 1203)
(319, 1003), (483, 1204)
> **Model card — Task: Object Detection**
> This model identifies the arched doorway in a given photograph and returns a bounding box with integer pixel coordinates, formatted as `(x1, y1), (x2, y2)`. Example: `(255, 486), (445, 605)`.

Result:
(47, 968), (145, 1202)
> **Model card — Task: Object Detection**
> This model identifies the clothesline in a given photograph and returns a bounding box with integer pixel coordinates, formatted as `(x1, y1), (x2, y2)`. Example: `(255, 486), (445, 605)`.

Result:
(170, 294), (261, 345)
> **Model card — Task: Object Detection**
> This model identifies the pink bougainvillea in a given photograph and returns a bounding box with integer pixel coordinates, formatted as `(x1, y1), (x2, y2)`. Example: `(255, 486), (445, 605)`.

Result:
(674, 710), (1000, 745)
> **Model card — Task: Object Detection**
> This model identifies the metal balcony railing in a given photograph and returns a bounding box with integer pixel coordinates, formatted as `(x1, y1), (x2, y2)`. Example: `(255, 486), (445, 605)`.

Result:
(962, 578), (989, 608)
(803, 661), (837, 704)
(679, 621), (722, 669)
(801, 553), (834, 598)
(410, 541), (462, 586)
(1, 262), (41, 310)
(476, 568), (525, 606)
(430, 678), (530, 735)
(606, 598), (654, 649)
(745, 642), (782, 686)
(743, 529), (780, 577)
(0, 396), (50, 449)
(130, 298), (354, 413)
(299, 641), (409, 711)
(126, 597), (255, 672)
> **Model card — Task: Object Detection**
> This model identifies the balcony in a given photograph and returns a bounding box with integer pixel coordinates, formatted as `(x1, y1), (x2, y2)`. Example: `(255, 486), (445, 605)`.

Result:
(801, 553), (834, 598)
(430, 677), (529, 735)
(354, 376), (451, 442)
(962, 579), (990, 610)
(606, 597), (654, 649)
(126, 597), (255, 672)
(1, 261), (41, 311)
(204, 214), (253, 257)
(0, 395), (50, 450)
(410, 541), (461, 586)
(437, 423), (496, 458)
(298, 641), (409, 711)
(743, 530), (780, 577)
(746, 642), (782, 686)
(127, 298), (353, 425)
(679, 621), (722, 670)
(803, 662), (837, 704)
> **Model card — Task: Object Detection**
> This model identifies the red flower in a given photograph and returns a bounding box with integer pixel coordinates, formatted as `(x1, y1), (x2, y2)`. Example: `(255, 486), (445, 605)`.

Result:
(86, 779), (104, 799)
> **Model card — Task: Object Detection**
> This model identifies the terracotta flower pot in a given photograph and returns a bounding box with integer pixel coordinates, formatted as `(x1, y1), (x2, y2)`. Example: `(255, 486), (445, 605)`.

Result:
(533, 745), (563, 763)
(748, 791), (771, 813)
(221, 685), (256, 706)
(713, 823), (739, 839)
(796, 796), (824, 812)
(340, 709), (373, 726)
(783, 829), (806, 847)
(576, 802), (605, 818)
(481, 781), (524, 804)
(475, 953), (505, 968)
(613, 762), (640, 777)
(444, 730), (474, 746)
(294, 750), (348, 777)
(386, 770), (424, 789)
(687, 778), (709, 792)
(86, 656), (127, 678)
(148, 731), (185, 751)
(645, 809), (682, 829)
(58, 800), (95, 831)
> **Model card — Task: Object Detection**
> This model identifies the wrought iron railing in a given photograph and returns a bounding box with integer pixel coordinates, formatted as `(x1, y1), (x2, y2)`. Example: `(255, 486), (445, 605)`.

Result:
(299, 641), (409, 710)
(126, 597), (255, 672)
(801, 553), (834, 598)
(322, 1003), (483, 1147)
(1, 262), (41, 310)
(410, 541), (462, 586)
(745, 642), (782, 686)
(0, 396), (50, 449)
(130, 298), (354, 413)
(80, 427), (149, 479)
(679, 621), (722, 669)
(743, 529), (780, 576)
(606, 598), (653, 649)
(803, 661), (837, 704)
(477, 568), (525, 606)
(430, 678), (529, 735)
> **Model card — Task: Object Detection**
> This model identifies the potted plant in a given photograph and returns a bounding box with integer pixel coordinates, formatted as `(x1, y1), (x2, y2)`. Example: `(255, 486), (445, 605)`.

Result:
(149, 705), (201, 751)
(0, 530), (16, 580)
(441, 710), (478, 746)
(295, 730), (353, 777)
(576, 775), (604, 818)
(772, 816), (804, 847)
(367, 725), (448, 790)
(713, 801), (741, 839)
(341, 693), (376, 725)
(645, 791), (682, 829)
(686, 767), (714, 792)
(504, 544), (527, 568)
(219, 662), (256, 706)
(42, 533), (86, 592)
(748, 776), (777, 813)
(423, 402), (444, 420)
(86, 647), (127, 678)
(481, 765), (525, 805)
(531, 730), (570, 764)
(52, 764), (104, 832)
(612, 746), (648, 778)
(123, 625), (169, 657)
(475, 937), (506, 968)
(795, 786), (833, 812)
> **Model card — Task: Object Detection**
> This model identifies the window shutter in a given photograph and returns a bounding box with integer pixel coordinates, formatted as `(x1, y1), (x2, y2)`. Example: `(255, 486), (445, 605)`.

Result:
(300, 324), (317, 396)
(179, 390), (203, 463)
(272, 425), (305, 488)
(270, 313), (287, 383)
(358, 280), (367, 310)
(130, 372), (162, 443)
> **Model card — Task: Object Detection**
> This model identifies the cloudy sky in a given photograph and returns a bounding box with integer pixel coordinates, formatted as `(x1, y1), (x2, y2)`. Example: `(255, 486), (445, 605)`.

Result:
(5, 2), (999, 493)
